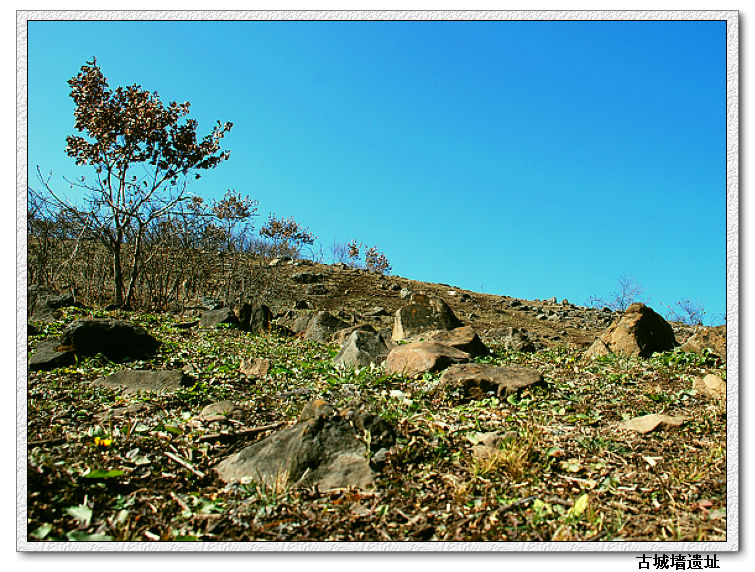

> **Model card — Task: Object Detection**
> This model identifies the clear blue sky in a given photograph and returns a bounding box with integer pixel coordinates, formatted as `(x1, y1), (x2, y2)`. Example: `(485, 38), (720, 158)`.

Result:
(26, 19), (728, 323)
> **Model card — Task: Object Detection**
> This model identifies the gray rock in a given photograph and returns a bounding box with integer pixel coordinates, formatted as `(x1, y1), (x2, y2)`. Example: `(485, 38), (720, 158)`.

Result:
(31, 292), (78, 321)
(199, 400), (242, 422)
(292, 272), (324, 284)
(332, 324), (378, 346)
(434, 363), (544, 401)
(28, 339), (77, 371)
(199, 307), (239, 329)
(485, 327), (537, 353)
(334, 329), (392, 368)
(92, 369), (194, 394)
(399, 287), (414, 300)
(407, 326), (489, 358)
(215, 400), (394, 491)
(304, 311), (349, 343)
(392, 294), (463, 342)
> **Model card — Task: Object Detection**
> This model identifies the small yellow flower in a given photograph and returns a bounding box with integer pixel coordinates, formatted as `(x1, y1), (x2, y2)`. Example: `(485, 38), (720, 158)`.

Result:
(94, 436), (112, 447)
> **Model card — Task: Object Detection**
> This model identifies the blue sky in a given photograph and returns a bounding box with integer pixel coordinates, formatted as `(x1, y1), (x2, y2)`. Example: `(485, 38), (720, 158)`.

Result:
(26, 19), (728, 323)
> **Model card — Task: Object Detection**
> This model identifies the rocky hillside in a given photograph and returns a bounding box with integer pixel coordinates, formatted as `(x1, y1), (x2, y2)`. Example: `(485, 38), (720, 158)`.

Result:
(25, 258), (727, 543)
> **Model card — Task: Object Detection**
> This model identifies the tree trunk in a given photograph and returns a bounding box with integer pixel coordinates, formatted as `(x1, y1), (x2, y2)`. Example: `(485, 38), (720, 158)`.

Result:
(112, 240), (124, 306)
(124, 228), (143, 309)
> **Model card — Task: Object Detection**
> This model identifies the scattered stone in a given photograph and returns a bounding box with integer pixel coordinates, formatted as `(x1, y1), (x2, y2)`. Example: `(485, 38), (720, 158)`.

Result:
(680, 326), (726, 362)
(621, 413), (686, 434)
(28, 339), (77, 371)
(334, 329), (392, 368)
(268, 256), (291, 267)
(434, 363), (544, 401)
(584, 303), (677, 359)
(484, 327), (537, 353)
(240, 357), (271, 378)
(215, 400), (394, 491)
(392, 294), (463, 342)
(306, 284), (328, 296)
(60, 319), (160, 361)
(293, 300), (311, 310)
(407, 326), (489, 358)
(292, 272), (324, 284)
(199, 400), (242, 422)
(200, 297), (224, 310)
(304, 311), (349, 343)
(399, 287), (413, 299)
(364, 306), (389, 317)
(384, 341), (470, 378)
(92, 369), (194, 394)
(693, 373), (726, 399)
(95, 401), (150, 420)
(199, 307), (239, 329)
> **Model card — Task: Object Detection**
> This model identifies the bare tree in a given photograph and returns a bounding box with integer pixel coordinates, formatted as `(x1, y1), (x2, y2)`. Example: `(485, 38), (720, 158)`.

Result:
(588, 275), (647, 311)
(32, 58), (233, 308)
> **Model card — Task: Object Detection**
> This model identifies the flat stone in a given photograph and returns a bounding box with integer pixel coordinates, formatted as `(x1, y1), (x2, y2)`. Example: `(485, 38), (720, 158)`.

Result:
(621, 414), (687, 434)
(199, 400), (241, 422)
(199, 307), (238, 329)
(435, 363), (544, 400)
(240, 357), (270, 378)
(92, 369), (194, 394)
(384, 341), (471, 378)
(28, 339), (77, 371)
(693, 373), (726, 399)
(407, 326), (489, 358)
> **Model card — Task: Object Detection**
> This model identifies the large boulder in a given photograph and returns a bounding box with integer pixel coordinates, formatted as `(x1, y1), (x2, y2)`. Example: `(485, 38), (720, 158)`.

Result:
(584, 303), (677, 359)
(199, 307), (239, 329)
(241, 304), (272, 334)
(334, 329), (392, 368)
(215, 400), (394, 491)
(407, 326), (489, 358)
(332, 324), (378, 346)
(392, 294), (463, 342)
(433, 363), (544, 401)
(92, 369), (194, 394)
(680, 325), (726, 361)
(30, 292), (79, 322)
(59, 319), (159, 361)
(384, 341), (470, 378)
(304, 311), (349, 343)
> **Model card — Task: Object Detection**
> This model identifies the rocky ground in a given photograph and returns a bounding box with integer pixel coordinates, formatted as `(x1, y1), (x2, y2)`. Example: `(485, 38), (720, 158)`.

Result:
(25, 259), (728, 543)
